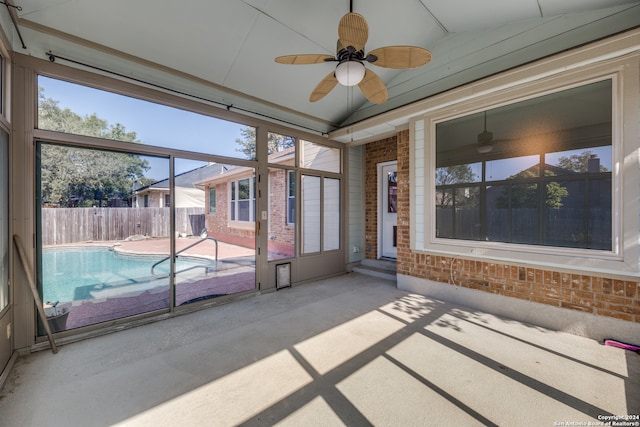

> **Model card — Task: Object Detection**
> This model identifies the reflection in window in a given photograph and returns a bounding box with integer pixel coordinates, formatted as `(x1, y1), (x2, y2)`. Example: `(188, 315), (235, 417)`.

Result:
(435, 79), (612, 250)
(388, 172), (397, 213)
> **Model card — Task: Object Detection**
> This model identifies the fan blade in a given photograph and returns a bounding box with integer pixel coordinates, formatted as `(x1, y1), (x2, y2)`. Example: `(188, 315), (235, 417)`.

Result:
(310, 72), (338, 102)
(358, 68), (388, 104)
(367, 46), (432, 69)
(275, 54), (335, 65)
(338, 12), (368, 52)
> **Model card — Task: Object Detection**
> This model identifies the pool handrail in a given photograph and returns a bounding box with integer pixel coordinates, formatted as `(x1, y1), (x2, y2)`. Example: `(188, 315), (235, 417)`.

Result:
(150, 236), (218, 277)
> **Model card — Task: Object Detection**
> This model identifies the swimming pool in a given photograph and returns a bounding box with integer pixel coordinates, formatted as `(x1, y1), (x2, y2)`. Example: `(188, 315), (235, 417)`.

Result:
(42, 247), (215, 302)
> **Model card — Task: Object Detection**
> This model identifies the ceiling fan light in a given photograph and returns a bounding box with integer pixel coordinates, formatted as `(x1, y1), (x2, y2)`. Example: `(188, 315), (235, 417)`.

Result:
(477, 144), (493, 154)
(335, 61), (365, 86)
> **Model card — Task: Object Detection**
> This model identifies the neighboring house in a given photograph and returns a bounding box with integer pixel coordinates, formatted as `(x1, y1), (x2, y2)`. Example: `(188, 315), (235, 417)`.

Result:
(130, 163), (229, 236)
(130, 163), (228, 208)
(197, 148), (295, 257)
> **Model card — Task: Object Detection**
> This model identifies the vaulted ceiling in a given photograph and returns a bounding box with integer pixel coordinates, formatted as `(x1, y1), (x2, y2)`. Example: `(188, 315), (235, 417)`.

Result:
(3, 0), (639, 141)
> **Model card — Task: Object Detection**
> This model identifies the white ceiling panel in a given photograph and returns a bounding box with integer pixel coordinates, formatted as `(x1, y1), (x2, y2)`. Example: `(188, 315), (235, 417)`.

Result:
(419, 0), (542, 32)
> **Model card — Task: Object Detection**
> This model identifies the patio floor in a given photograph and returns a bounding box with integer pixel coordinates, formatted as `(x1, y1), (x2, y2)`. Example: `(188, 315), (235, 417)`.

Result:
(1, 273), (638, 426)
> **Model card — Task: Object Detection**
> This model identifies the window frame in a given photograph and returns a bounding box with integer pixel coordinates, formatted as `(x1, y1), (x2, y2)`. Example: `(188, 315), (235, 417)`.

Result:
(229, 175), (256, 226)
(411, 62), (637, 275)
(287, 170), (295, 226)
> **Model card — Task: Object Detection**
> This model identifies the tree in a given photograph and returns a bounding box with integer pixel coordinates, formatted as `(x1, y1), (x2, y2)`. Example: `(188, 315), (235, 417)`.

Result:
(556, 150), (608, 173)
(435, 164), (477, 208)
(496, 168), (568, 209)
(235, 128), (295, 159)
(38, 88), (152, 207)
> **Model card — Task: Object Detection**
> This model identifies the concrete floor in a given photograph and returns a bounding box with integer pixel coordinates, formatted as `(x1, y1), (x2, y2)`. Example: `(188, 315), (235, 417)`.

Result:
(1, 273), (638, 426)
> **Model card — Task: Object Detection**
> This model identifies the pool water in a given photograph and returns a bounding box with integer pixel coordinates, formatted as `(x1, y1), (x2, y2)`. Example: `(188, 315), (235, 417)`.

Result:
(42, 247), (215, 302)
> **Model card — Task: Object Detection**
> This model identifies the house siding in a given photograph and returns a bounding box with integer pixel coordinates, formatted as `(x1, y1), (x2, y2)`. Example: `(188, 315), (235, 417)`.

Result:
(391, 128), (640, 324)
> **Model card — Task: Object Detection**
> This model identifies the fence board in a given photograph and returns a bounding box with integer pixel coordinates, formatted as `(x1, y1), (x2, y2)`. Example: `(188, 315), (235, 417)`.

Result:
(41, 207), (205, 246)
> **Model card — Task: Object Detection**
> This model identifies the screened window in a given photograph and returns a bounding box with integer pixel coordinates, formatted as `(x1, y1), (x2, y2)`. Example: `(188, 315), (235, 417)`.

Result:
(164, 194), (170, 208)
(300, 140), (340, 173)
(434, 79), (612, 250)
(37, 76), (255, 160)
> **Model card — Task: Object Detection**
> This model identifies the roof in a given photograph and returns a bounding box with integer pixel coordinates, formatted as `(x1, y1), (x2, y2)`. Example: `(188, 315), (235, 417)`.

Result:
(141, 163), (229, 191)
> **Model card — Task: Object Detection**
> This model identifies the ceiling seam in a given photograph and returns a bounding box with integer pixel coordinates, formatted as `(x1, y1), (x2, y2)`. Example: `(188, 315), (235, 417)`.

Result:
(220, 5), (262, 87)
(415, 0), (448, 34)
(536, 0), (544, 18)
(239, 0), (333, 53)
(15, 0), (74, 17)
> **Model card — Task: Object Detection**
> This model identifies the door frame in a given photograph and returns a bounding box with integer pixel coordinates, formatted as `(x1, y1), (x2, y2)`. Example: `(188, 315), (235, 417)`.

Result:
(377, 160), (397, 259)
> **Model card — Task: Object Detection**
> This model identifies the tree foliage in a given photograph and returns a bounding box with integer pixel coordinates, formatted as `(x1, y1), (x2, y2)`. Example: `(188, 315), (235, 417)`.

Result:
(555, 150), (608, 173)
(435, 164), (477, 208)
(496, 169), (569, 209)
(38, 88), (152, 207)
(235, 128), (295, 159)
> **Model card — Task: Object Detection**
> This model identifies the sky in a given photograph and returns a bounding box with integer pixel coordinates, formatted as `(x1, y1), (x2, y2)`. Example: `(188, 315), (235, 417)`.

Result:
(39, 76), (252, 180)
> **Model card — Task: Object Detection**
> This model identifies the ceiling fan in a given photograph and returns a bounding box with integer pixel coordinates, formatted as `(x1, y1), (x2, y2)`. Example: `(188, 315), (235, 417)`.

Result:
(275, 9), (432, 104)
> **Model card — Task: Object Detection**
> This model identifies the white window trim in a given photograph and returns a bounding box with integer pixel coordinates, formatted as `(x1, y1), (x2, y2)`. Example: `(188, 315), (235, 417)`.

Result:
(228, 175), (255, 228)
(410, 55), (640, 277)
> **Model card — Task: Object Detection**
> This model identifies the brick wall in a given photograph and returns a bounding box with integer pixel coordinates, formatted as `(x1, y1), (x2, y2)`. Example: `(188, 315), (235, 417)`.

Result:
(391, 128), (640, 323)
(364, 136), (398, 260)
(205, 181), (255, 249)
(268, 168), (295, 257)
(203, 170), (294, 255)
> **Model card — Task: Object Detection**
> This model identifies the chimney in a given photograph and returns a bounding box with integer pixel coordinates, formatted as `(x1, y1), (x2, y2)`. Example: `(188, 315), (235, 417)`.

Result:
(587, 154), (600, 173)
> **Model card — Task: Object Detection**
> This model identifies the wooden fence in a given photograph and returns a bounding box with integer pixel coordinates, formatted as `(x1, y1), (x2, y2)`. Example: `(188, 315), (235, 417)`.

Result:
(41, 207), (205, 246)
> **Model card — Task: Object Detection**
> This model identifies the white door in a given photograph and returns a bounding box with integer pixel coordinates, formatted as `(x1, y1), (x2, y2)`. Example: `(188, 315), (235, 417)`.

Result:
(380, 161), (397, 259)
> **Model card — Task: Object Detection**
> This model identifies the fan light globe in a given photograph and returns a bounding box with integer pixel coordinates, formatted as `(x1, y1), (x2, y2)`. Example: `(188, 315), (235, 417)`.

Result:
(335, 61), (365, 86)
